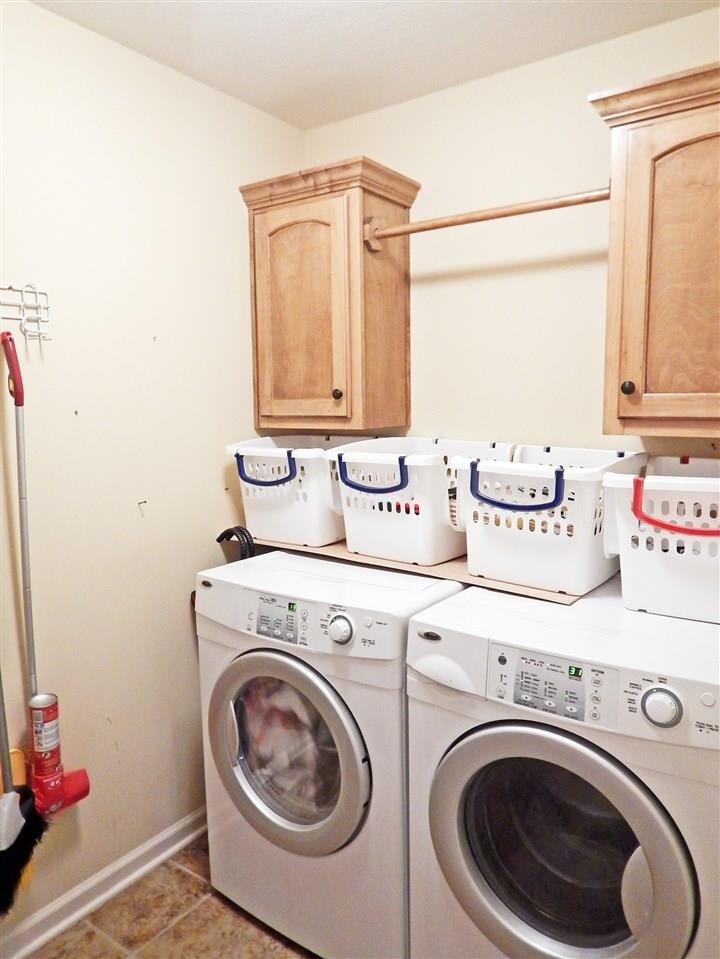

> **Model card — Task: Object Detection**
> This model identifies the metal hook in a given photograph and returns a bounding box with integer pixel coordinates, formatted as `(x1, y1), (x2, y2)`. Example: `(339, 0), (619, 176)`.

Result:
(0, 283), (52, 340)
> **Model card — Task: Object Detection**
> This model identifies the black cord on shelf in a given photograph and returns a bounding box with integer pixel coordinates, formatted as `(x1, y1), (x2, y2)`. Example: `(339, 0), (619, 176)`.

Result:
(216, 526), (255, 560)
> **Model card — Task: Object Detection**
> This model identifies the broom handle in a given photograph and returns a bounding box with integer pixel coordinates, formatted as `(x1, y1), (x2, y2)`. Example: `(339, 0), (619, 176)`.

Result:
(0, 664), (15, 794)
(15, 407), (38, 699)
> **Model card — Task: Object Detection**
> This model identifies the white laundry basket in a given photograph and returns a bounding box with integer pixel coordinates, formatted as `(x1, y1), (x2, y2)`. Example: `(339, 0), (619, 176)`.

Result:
(604, 457), (720, 624)
(456, 446), (646, 595)
(226, 435), (349, 547)
(332, 438), (516, 565)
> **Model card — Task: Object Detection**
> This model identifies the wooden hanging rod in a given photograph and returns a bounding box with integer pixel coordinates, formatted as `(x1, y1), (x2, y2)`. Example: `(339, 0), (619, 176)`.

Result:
(363, 185), (610, 249)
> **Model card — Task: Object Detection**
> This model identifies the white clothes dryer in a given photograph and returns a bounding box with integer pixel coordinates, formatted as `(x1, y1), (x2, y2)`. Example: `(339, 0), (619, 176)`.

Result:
(195, 551), (462, 959)
(406, 578), (719, 959)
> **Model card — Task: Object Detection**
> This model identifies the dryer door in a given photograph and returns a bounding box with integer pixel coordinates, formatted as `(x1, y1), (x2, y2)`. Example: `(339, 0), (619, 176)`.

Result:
(208, 649), (371, 857)
(429, 722), (698, 959)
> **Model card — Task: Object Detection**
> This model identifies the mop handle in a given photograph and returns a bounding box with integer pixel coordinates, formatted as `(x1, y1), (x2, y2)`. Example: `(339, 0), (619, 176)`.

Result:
(0, 663), (15, 793)
(1, 333), (38, 699)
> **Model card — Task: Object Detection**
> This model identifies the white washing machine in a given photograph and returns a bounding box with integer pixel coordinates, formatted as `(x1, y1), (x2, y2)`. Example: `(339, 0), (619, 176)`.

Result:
(195, 551), (462, 959)
(406, 578), (719, 959)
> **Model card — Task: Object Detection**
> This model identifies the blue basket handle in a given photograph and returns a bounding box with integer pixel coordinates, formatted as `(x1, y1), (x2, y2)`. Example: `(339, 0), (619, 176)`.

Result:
(469, 461), (565, 512)
(235, 450), (297, 486)
(337, 453), (409, 494)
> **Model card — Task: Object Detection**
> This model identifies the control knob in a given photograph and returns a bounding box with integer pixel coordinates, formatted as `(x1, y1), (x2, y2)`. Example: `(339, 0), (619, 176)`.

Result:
(640, 687), (683, 728)
(328, 615), (353, 645)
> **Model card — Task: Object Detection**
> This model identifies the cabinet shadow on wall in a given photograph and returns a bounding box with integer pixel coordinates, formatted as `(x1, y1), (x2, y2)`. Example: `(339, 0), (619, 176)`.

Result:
(411, 249), (607, 284)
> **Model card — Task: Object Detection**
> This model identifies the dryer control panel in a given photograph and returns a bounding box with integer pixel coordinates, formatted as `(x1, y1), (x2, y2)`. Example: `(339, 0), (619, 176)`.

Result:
(256, 594), (300, 643)
(488, 643), (620, 725)
(487, 642), (720, 749)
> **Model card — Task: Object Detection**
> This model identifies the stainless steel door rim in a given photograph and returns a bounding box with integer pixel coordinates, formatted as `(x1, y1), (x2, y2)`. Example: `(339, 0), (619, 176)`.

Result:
(429, 722), (697, 959)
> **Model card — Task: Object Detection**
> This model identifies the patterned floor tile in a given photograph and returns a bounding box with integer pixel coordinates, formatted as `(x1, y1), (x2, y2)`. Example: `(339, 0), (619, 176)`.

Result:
(27, 920), (127, 958)
(169, 833), (210, 883)
(87, 862), (209, 951)
(136, 892), (314, 958)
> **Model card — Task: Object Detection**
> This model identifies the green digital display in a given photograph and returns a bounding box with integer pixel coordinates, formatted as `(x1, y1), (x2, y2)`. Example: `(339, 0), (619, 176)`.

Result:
(288, 602), (297, 612)
(568, 665), (583, 679)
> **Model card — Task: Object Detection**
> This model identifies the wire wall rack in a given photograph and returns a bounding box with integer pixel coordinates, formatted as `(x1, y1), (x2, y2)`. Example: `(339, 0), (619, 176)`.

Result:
(0, 284), (52, 340)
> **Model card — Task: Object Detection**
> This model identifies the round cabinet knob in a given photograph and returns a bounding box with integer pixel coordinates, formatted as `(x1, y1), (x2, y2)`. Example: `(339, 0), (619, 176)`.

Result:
(641, 687), (683, 728)
(328, 615), (353, 645)
(332, 388), (344, 400)
(620, 380), (636, 395)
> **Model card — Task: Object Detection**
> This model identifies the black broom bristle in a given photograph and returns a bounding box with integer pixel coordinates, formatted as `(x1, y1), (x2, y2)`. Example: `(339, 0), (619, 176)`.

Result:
(0, 787), (48, 916)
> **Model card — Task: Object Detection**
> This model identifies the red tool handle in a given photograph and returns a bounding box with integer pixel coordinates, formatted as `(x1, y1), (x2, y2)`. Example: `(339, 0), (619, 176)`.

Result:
(0, 331), (24, 407)
(632, 476), (720, 537)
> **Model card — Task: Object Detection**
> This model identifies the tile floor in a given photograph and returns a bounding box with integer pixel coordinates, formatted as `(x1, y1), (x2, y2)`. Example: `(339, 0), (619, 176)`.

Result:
(29, 834), (317, 958)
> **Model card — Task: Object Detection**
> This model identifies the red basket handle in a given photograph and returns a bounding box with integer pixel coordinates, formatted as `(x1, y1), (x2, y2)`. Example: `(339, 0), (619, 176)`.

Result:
(1, 331), (24, 407)
(631, 476), (720, 537)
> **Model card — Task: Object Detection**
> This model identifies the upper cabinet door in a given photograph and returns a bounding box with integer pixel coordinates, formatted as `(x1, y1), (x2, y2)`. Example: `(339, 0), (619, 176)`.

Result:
(619, 107), (720, 422)
(592, 63), (720, 438)
(254, 195), (351, 420)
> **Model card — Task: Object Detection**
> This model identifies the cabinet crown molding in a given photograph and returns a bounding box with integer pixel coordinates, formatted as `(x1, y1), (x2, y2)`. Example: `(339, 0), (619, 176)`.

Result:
(239, 156), (421, 211)
(589, 62), (720, 127)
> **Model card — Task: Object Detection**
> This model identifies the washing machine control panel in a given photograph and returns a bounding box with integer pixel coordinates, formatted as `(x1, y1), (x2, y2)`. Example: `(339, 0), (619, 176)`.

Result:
(237, 589), (400, 657)
(488, 643), (620, 724)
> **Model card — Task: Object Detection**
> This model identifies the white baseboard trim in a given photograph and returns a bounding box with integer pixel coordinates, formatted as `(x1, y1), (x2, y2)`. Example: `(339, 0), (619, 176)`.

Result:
(1, 806), (207, 959)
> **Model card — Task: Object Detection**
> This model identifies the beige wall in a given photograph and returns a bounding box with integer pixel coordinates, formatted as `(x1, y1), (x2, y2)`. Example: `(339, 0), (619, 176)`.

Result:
(0, 0), (302, 933)
(305, 9), (720, 455)
(1, 0), (718, 944)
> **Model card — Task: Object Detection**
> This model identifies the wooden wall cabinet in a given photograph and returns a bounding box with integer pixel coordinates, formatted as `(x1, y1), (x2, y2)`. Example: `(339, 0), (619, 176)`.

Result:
(591, 63), (720, 437)
(240, 157), (420, 432)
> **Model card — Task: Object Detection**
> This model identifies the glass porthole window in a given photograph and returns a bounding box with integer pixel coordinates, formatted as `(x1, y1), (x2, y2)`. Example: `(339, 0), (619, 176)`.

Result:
(234, 676), (342, 825)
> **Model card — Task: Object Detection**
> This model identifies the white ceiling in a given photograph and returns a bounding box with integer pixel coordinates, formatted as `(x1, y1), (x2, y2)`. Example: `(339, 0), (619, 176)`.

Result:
(32, 0), (717, 129)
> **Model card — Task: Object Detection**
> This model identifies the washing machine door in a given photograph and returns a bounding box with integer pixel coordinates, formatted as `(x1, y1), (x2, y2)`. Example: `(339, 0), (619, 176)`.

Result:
(429, 722), (698, 959)
(208, 648), (371, 857)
